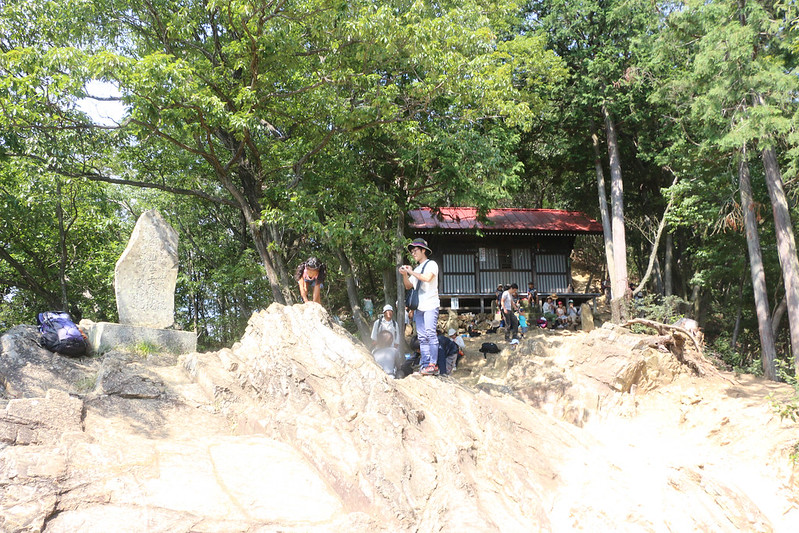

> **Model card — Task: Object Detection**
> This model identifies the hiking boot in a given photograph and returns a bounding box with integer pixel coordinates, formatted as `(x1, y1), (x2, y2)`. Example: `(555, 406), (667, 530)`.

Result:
(420, 364), (440, 376)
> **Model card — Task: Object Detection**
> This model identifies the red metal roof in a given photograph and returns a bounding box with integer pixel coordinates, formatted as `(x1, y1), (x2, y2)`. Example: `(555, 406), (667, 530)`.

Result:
(408, 207), (603, 234)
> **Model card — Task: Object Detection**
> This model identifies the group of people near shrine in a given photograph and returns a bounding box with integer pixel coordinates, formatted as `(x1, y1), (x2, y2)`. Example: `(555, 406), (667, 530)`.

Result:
(295, 237), (581, 379)
(296, 238), (447, 377)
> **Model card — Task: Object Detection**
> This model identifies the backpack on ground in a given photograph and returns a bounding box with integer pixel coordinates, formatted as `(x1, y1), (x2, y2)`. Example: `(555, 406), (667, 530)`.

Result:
(37, 311), (87, 356)
(479, 342), (500, 356)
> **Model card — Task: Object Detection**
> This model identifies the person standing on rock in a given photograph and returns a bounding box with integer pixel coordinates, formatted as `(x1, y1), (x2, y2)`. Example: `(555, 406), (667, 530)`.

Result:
(502, 283), (519, 342)
(296, 257), (327, 304)
(400, 239), (440, 376)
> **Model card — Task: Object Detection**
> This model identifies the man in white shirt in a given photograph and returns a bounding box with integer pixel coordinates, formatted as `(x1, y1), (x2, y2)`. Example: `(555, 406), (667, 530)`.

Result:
(399, 239), (440, 375)
(501, 283), (519, 342)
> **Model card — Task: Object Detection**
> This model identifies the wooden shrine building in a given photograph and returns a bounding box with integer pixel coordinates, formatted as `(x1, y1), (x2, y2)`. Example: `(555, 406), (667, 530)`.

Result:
(408, 207), (603, 312)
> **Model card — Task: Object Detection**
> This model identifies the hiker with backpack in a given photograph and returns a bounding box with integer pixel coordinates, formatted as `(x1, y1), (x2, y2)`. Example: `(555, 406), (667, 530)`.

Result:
(295, 256), (327, 304)
(399, 238), (440, 376)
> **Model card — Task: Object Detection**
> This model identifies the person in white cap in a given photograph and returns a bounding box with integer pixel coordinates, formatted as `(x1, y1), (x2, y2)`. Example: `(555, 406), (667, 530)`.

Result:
(448, 328), (465, 351)
(371, 303), (399, 348)
(448, 328), (465, 371)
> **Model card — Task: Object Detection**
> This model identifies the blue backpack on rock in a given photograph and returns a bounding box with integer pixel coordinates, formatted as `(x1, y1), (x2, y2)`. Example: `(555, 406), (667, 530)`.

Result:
(37, 311), (87, 356)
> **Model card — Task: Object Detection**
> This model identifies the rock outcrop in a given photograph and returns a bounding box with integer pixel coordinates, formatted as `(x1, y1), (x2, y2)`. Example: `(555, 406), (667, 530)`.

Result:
(1, 304), (798, 532)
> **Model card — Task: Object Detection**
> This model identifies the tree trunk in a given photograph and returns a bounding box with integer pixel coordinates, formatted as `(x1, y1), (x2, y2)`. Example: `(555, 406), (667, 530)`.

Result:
(634, 175), (678, 295)
(55, 180), (69, 310)
(591, 119), (616, 303)
(395, 215), (407, 352)
(382, 268), (395, 309)
(730, 274), (745, 350)
(759, 142), (799, 373)
(251, 225), (288, 305)
(664, 233), (673, 296)
(739, 149), (777, 380)
(585, 270), (595, 294)
(266, 223), (295, 304)
(214, 168), (291, 305)
(690, 283), (702, 319)
(771, 294), (787, 339)
(653, 254), (663, 296)
(603, 105), (629, 322)
(335, 249), (372, 340)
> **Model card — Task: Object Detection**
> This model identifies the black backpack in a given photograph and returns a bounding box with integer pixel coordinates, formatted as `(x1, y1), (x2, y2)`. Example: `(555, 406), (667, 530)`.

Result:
(479, 342), (500, 354)
(37, 311), (87, 356)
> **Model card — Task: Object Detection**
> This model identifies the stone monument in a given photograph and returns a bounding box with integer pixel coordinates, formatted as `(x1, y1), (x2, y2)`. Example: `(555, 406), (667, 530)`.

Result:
(115, 209), (178, 328)
(580, 303), (595, 332)
(82, 209), (197, 355)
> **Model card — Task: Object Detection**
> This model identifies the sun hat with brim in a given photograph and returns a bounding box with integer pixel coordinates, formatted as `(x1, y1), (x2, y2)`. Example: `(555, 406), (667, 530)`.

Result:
(407, 238), (432, 255)
(383, 304), (394, 312)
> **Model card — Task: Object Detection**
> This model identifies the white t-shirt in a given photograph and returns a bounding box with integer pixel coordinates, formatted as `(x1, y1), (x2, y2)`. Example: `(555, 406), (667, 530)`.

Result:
(451, 335), (466, 350)
(501, 290), (515, 313)
(412, 259), (440, 312)
(371, 347), (402, 378)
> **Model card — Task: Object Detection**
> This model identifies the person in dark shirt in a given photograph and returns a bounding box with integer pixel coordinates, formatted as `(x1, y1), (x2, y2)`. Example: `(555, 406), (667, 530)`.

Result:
(436, 332), (460, 375)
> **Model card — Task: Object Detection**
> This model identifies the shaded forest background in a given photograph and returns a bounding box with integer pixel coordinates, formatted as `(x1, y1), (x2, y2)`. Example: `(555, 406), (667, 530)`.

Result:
(2, 0), (799, 378)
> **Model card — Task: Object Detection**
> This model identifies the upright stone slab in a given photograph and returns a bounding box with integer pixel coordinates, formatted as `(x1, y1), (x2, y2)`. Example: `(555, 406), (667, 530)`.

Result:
(580, 303), (595, 332)
(115, 209), (178, 328)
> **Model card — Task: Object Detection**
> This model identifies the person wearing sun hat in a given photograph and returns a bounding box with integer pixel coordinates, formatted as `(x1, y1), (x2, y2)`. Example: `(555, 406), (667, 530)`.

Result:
(399, 238), (440, 376)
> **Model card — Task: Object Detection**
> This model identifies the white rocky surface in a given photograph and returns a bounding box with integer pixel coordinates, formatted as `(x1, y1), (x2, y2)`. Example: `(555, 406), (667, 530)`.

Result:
(114, 209), (178, 328)
(1, 303), (797, 532)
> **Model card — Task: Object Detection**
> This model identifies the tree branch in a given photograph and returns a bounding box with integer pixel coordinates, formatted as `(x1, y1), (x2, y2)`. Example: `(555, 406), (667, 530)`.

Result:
(0, 245), (57, 305)
(75, 171), (239, 207)
(634, 173), (679, 295)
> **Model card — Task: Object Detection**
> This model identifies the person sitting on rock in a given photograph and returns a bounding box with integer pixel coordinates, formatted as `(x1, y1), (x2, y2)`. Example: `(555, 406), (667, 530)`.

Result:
(555, 301), (569, 328)
(467, 320), (481, 337)
(448, 328), (466, 367)
(526, 282), (538, 312)
(436, 331), (460, 375)
(567, 301), (580, 329)
(542, 297), (554, 315)
(371, 331), (405, 378)
(448, 328), (465, 352)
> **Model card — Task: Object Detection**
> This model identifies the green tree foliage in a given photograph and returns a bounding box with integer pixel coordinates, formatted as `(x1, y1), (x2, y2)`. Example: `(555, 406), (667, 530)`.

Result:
(1, 0), (567, 340)
(6, 0), (795, 375)
(0, 158), (124, 330)
(642, 0), (799, 375)
(2, 0), (564, 290)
